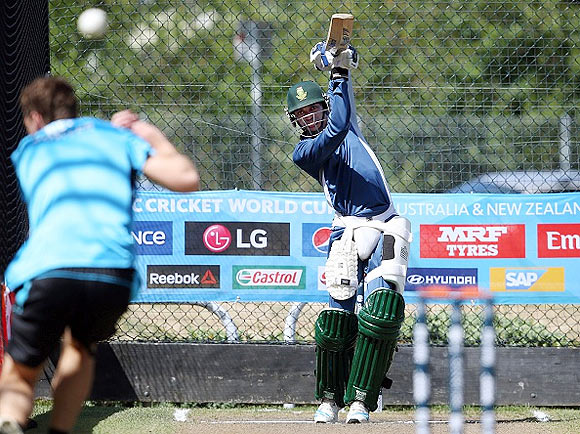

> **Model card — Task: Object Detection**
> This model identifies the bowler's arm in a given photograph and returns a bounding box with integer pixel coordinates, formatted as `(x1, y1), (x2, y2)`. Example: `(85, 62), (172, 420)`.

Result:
(112, 110), (200, 192)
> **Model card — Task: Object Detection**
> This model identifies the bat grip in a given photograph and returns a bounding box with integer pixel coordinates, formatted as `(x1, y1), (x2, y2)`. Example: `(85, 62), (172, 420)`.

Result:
(320, 44), (330, 67)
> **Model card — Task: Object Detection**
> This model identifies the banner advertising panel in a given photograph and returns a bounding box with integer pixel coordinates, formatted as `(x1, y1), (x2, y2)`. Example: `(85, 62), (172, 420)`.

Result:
(132, 190), (580, 304)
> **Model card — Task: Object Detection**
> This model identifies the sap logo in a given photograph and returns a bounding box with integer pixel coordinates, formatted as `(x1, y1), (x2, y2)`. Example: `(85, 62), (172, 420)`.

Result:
(505, 271), (541, 289)
(132, 221), (172, 255)
(437, 226), (508, 242)
(490, 267), (565, 292)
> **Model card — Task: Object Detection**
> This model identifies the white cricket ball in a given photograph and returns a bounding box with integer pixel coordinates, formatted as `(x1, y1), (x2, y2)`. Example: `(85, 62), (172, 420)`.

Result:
(77, 8), (108, 39)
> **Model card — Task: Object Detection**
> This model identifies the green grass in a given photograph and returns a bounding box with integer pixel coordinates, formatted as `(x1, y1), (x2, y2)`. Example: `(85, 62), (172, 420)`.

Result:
(27, 400), (580, 433)
(30, 401), (184, 434)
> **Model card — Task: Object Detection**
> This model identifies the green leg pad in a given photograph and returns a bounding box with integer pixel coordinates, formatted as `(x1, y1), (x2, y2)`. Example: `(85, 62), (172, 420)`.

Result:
(345, 288), (405, 411)
(314, 308), (358, 408)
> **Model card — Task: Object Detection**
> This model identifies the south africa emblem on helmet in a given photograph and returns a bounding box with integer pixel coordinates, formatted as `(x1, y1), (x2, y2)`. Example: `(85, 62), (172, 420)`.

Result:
(296, 86), (307, 101)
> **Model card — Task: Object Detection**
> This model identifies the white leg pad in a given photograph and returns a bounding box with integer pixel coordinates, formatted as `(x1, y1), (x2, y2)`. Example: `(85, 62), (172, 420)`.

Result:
(364, 216), (412, 294)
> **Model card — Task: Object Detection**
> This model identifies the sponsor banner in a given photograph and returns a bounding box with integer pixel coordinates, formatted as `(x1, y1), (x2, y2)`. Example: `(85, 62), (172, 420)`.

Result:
(302, 223), (331, 257)
(420, 224), (525, 258)
(131, 190), (580, 303)
(147, 265), (220, 288)
(405, 268), (478, 292)
(490, 267), (565, 292)
(132, 221), (173, 255)
(537, 224), (580, 258)
(232, 266), (306, 289)
(185, 222), (290, 256)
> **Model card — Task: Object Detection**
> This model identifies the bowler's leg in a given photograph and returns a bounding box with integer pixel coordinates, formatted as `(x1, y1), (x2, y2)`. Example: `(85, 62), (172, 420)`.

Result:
(0, 354), (42, 431)
(49, 329), (95, 432)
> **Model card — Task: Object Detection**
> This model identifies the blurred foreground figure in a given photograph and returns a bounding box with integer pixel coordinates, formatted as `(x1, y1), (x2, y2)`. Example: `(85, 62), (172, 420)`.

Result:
(0, 76), (199, 434)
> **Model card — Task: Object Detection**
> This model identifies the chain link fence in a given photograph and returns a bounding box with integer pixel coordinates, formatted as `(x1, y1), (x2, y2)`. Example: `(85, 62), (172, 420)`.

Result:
(48, 0), (580, 347)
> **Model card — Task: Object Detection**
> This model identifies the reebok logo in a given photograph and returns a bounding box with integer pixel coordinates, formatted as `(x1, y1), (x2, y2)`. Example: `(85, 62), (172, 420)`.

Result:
(147, 265), (220, 288)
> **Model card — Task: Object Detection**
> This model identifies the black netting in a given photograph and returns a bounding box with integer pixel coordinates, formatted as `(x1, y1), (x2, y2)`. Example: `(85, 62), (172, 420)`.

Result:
(0, 0), (49, 278)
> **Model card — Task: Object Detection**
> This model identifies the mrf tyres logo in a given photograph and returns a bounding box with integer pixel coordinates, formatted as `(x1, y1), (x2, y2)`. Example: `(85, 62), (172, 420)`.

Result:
(405, 268), (478, 292)
(232, 266), (305, 289)
(420, 224), (525, 258)
(131, 221), (172, 255)
(147, 265), (219, 288)
(185, 222), (290, 256)
(490, 267), (564, 292)
(537, 223), (580, 258)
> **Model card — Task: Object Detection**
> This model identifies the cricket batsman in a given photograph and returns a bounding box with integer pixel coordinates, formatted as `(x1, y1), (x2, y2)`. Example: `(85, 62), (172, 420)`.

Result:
(286, 42), (412, 423)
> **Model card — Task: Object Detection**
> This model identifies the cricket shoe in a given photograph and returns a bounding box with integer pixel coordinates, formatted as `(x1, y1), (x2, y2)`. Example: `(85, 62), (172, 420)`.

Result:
(313, 399), (339, 423)
(346, 400), (370, 423)
(0, 419), (23, 434)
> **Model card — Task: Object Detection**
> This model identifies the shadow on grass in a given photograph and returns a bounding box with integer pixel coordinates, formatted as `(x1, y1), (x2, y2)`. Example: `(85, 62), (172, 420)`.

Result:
(27, 403), (125, 434)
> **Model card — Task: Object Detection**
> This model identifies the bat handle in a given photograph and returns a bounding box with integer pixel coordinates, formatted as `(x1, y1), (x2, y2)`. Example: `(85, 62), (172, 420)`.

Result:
(320, 43), (331, 67)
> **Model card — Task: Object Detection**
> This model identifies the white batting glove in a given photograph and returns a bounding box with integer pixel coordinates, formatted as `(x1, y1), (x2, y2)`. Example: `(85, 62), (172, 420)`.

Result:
(332, 46), (359, 70)
(310, 41), (333, 71)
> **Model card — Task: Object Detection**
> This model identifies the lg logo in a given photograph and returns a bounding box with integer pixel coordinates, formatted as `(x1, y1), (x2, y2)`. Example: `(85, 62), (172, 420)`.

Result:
(202, 225), (269, 252)
(239, 229), (268, 248)
(203, 225), (232, 253)
(186, 222), (289, 256)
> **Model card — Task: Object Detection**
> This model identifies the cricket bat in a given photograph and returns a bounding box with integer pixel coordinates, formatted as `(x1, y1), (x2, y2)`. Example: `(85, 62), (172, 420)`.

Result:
(325, 13), (354, 55)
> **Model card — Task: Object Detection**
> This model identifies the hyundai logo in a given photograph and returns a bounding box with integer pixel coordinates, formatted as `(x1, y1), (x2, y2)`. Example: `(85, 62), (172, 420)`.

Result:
(407, 274), (425, 284)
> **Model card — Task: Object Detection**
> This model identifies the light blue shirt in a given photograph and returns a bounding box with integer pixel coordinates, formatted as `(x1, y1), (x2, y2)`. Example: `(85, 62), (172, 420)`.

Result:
(6, 117), (152, 289)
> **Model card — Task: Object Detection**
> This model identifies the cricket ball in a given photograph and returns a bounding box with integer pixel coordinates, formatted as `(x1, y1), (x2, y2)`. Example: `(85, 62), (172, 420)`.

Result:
(77, 8), (108, 39)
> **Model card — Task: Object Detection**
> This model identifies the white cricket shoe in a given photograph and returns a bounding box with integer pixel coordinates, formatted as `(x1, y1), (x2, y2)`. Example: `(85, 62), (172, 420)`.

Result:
(313, 399), (339, 423)
(346, 400), (370, 423)
(0, 419), (23, 434)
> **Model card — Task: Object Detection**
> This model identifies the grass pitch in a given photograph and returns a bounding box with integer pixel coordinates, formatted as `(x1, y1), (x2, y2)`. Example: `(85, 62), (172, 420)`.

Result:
(27, 401), (580, 434)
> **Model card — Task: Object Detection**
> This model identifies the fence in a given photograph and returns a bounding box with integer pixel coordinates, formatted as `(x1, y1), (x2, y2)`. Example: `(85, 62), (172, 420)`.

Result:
(35, 0), (580, 346)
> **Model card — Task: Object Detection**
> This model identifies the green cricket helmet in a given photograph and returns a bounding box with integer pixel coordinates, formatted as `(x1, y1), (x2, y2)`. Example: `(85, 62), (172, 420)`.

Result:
(286, 80), (329, 137)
